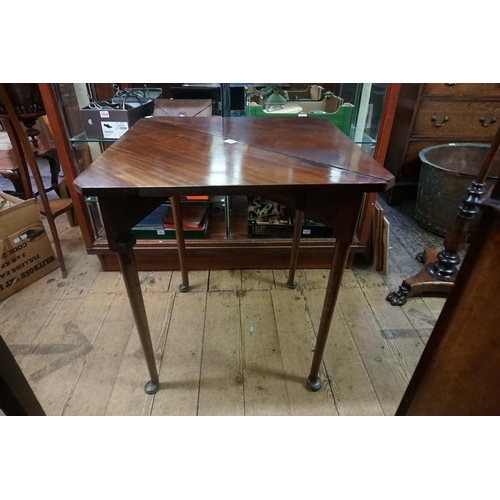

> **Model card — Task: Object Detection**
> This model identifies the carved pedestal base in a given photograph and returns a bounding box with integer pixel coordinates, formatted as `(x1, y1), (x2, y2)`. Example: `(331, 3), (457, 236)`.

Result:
(386, 249), (455, 305)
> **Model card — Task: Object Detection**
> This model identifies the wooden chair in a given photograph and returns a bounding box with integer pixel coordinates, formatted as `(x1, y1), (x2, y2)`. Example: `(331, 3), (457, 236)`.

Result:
(0, 84), (72, 278)
(0, 148), (25, 195)
(0, 118), (33, 198)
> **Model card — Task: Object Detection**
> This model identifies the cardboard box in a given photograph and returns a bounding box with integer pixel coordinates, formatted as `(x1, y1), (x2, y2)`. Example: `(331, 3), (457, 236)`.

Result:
(80, 98), (153, 139)
(0, 191), (59, 301)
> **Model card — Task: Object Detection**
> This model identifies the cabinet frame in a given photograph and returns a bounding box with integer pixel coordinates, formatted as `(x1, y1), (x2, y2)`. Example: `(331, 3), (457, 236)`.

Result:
(39, 83), (400, 271)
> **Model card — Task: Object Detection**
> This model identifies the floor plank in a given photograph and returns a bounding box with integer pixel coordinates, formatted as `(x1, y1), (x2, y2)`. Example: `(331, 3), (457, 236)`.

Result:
(197, 291), (244, 416)
(89, 270), (121, 294)
(272, 269), (307, 290)
(0, 191), (452, 416)
(240, 290), (290, 416)
(4, 298), (63, 371)
(142, 271), (173, 293)
(62, 293), (136, 416)
(23, 293), (113, 416)
(169, 270), (209, 292)
(242, 269), (275, 290)
(338, 285), (408, 416)
(304, 269), (329, 289)
(105, 292), (174, 416)
(208, 269), (242, 291)
(152, 291), (206, 416)
(271, 288), (338, 416)
(303, 288), (384, 416)
(353, 265), (425, 380)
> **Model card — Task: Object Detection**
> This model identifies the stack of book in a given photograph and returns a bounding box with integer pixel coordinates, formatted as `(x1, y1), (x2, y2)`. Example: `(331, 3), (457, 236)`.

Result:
(131, 199), (210, 240)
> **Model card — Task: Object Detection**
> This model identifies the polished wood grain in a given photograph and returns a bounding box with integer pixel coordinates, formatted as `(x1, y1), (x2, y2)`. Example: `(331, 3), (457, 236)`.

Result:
(74, 117), (393, 198)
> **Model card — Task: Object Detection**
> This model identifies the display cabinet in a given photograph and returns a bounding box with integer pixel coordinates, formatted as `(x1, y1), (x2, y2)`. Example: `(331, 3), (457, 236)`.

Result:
(39, 83), (400, 271)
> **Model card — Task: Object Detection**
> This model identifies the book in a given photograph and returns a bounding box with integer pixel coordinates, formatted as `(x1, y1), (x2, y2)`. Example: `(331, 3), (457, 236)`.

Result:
(163, 203), (209, 230)
(134, 204), (170, 229)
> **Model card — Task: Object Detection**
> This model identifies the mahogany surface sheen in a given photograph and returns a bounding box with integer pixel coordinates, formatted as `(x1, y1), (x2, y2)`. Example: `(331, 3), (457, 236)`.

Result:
(74, 117), (394, 198)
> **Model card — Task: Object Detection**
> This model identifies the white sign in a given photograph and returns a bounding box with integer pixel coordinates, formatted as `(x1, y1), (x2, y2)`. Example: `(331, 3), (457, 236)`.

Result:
(101, 121), (129, 139)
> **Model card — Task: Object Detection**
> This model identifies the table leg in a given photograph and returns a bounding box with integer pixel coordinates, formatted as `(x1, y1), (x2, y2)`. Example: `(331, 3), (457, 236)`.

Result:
(287, 209), (304, 289)
(307, 239), (351, 391)
(170, 195), (190, 292)
(116, 236), (160, 394)
(224, 195), (233, 240)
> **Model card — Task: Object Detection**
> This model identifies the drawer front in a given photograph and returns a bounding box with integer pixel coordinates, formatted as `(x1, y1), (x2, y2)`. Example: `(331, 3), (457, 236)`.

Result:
(413, 100), (500, 138)
(423, 83), (500, 98)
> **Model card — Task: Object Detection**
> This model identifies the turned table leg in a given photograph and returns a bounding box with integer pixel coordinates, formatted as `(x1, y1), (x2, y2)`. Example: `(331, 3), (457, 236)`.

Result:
(116, 235), (160, 394)
(304, 193), (363, 392)
(287, 209), (304, 289)
(170, 195), (190, 292)
(307, 239), (352, 391)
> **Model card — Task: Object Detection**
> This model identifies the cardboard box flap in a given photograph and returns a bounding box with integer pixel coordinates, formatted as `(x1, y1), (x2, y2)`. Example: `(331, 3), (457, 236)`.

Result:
(153, 99), (213, 118)
(0, 198), (40, 239)
(0, 192), (40, 239)
(0, 190), (24, 208)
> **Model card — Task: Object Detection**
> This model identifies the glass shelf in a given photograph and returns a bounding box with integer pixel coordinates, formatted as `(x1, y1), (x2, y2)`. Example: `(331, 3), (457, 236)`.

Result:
(71, 120), (377, 146)
(69, 131), (116, 143)
(350, 124), (377, 145)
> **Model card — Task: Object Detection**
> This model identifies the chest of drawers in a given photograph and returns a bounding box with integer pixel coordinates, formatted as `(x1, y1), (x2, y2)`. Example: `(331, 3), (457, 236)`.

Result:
(383, 83), (500, 204)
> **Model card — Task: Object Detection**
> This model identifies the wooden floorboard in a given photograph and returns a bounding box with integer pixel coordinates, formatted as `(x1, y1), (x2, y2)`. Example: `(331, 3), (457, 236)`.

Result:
(0, 197), (452, 416)
(272, 288), (338, 416)
(241, 290), (290, 416)
(303, 287), (384, 416)
(152, 291), (205, 416)
(62, 292), (136, 416)
(198, 291), (244, 416)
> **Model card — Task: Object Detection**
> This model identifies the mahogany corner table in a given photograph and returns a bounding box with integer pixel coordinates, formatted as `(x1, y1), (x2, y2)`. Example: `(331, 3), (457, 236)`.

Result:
(74, 117), (394, 395)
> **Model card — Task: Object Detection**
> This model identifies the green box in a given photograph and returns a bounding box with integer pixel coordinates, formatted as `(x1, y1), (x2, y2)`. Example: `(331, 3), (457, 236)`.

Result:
(245, 94), (354, 136)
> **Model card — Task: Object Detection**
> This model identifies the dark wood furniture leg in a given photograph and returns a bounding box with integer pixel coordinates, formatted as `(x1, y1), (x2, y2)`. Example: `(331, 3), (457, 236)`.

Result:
(307, 195), (364, 391)
(170, 195), (190, 292)
(38, 149), (61, 197)
(307, 238), (353, 391)
(287, 209), (304, 289)
(115, 234), (160, 394)
(0, 167), (24, 195)
(98, 196), (170, 394)
(387, 126), (500, 306)
(396, 174), (500, 415)
(0, 336), (45, 416)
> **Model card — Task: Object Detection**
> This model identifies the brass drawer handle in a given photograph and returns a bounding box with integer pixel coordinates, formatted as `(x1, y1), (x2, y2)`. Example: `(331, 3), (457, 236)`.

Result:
(431, 115), (449, 127)
(479, 116), (498, 127)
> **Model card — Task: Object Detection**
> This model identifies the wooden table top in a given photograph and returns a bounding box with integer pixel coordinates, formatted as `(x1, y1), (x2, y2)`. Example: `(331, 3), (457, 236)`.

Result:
(74, 117), (394, 198)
